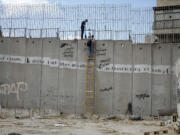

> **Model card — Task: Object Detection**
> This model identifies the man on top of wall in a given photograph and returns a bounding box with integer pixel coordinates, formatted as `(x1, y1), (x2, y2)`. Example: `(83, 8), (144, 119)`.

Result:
(81, 19), (88, 39)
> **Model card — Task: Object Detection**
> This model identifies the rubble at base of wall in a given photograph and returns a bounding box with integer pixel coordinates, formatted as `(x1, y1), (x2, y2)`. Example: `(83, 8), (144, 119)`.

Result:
(0, 108), (172, 121)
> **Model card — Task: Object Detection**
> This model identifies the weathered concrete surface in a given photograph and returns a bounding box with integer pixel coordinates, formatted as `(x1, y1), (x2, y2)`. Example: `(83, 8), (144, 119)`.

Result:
(157, 0), (180, 7)
(7, 38), (26, 108)
(23, 38), (42, 109)
(0, 38), (10, 107)
(172, 44), (180, 111)
(0, 37), (179, 116)
(114, 41), (133, 114)
(133, 44), (152, 116)
(76, 40), (87, 114)
(40, 38), (59, 113)
(152, 44), (171, 115)
(95, 40), (114, 114)
(58, 40), (78, 114)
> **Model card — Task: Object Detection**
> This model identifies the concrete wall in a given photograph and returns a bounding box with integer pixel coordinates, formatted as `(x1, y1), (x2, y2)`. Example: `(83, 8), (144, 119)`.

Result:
(0, 37), (180, 116)
(157, 0), (180, 7)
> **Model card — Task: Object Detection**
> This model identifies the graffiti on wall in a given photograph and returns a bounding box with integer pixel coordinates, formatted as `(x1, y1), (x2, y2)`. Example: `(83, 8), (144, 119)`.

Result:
(136, 93), (150, 100)
(96, 48), (107, 56)
(99, 58), (111, 69)
(61, 43), (75, 58)
(100, 86), (113, 92)
(96, 43), (107, 56)
(0, 54), (172, 74)
(0, 82), (27, 100)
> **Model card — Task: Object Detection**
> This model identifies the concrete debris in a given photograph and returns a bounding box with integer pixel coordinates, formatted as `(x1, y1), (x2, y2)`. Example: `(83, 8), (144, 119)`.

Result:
(0, 109), (178, 135)
(160, 121), (165, 126)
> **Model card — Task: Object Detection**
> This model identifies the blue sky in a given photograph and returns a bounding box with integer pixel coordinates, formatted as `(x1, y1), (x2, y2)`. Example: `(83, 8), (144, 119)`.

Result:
(1, 0), (156, 7)
(0, 0), (155, 41)
(51, 0), (156, 7)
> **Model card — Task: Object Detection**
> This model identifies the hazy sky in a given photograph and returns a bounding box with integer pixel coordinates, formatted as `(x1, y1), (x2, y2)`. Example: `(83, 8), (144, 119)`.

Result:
(0, 0), (156, 7)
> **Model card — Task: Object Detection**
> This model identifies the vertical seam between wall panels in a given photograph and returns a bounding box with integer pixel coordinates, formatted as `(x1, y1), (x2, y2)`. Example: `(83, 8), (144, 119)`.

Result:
(40, 4), (45, 114)
(57, 39), (61, 114)
(94, 41), (97, 114)
(23, 37), (28, 108)
(170, 44), (173, 113)
(112, 40), (115, 115)
(59, 39), (63, 113)
(7, 38), (9, 107)
(75, 40), (78, 115)
(150, 44), (153, 115)
(131, 43), (134, 110)
(39, 38), (44, 114)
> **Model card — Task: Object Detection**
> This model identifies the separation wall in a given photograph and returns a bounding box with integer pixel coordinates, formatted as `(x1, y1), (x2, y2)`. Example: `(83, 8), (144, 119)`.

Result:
(0, 37), (180, 116)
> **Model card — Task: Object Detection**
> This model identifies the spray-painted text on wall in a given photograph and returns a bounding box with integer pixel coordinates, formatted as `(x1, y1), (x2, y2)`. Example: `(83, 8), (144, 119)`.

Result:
(0, 82), (27, 100)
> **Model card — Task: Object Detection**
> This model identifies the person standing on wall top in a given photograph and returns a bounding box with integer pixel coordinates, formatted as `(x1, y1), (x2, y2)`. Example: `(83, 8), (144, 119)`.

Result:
(81, 19), (88, 39)
(87, 35), (95, 57)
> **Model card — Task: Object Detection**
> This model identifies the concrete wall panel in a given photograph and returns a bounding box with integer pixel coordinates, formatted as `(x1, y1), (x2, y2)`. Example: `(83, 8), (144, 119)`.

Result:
(152, 44), (171, 115)
(41, 38), (59, 112)
(133, 44), (152, 116)
(95, 40), (114, 114)
(76, 40), (87, 114)
(58, 40), (78, 114)
(3, 38), (26, 108)
(0, 38), (10, 107)
(114, 41), (133, 114)
(0, 37), (178, 116)
(23, 38), (43, 109)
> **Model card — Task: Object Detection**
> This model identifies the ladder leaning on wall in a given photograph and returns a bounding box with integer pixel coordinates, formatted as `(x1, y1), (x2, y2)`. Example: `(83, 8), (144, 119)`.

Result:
(85, 55), (96, 113)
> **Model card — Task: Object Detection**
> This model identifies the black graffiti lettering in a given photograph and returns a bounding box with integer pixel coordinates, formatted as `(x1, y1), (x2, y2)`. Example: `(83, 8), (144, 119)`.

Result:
(80, 64), (86, 68)
(0, 57), (5, 61)
(136, 93), (150, 100)
(99, 63), (110, 69)
(99, 58), (111, 69)
(72, 64), (76, 67)
(50, 61), (57, 65)
(100, 58), (111, 63)
(59, 62), (64, 66)
(100, 86), (113, 92)
(97, 53), (106, 56)
(64, 54), (73, 57)
(26, 58), (30, 63)
(96, 48), (107, 56)
(61, 43), (69, 48)
(63, 47), (74, 58)
(158, 69), (161, 72)
(106, 67), (110, 70)
(65, 47), (74, 51)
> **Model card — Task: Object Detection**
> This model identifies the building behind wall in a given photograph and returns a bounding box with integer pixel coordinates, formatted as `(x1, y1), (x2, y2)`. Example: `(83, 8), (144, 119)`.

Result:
(153, 0), (180, 43)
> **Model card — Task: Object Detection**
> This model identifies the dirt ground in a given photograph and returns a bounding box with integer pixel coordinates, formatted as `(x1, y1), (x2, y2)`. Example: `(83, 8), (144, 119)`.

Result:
(0, 112), (178, 135)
